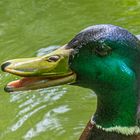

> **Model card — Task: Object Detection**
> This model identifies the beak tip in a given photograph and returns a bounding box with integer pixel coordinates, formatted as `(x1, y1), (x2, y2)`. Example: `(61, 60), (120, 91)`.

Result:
(1, 62), (11, 72)
(4, 86), (14, 93)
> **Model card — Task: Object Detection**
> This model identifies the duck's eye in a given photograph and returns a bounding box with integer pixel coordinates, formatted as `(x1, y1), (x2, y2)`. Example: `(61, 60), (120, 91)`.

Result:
(47, 55), (60, 62)
(95, 45), (112, 56)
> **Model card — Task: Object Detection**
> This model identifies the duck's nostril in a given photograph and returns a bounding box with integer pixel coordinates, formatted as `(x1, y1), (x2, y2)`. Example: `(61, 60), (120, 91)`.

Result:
(1, 62), (11, 72)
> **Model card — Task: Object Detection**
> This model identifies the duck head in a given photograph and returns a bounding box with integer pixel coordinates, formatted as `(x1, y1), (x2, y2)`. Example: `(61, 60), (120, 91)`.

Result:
(1, 24), (140, 134)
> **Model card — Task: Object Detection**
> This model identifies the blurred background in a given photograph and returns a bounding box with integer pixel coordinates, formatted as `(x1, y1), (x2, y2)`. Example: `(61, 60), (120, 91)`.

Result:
(0, 0), (140, 139)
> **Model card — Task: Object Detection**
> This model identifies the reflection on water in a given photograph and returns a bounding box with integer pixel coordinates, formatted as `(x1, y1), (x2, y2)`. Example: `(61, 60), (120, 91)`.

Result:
(3, 87), (68, 138)
(1, 0), (140, 139)
(36, 45), (60, 56)
(24, 105), (70, 140)
(10, 87), (67, 131)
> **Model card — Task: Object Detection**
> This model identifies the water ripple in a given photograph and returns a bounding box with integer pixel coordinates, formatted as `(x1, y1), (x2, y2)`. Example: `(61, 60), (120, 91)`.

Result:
(23, 105), (70, 140)
(1, 86), (68, 139)
(10, 105), (47, 132)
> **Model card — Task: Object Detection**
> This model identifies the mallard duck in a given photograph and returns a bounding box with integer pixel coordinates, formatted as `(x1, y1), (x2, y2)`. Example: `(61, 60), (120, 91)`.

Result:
(1, 24), (140, 140)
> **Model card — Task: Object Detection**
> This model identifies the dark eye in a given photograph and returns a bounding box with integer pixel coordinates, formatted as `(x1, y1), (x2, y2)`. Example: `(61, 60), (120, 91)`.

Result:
(95, 45), (112, 56)
(47, 55), (60, 62)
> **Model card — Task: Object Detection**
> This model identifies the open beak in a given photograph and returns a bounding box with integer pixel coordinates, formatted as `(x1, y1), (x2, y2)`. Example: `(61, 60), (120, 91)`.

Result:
(1, 45), (76, 92)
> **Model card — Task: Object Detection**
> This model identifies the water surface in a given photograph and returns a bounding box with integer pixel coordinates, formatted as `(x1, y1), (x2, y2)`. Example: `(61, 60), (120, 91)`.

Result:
(0, 0), (140, 139)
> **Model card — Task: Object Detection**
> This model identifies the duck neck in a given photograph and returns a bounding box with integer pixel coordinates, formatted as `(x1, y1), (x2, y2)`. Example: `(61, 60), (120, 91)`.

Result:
(93, 87), (139, 132)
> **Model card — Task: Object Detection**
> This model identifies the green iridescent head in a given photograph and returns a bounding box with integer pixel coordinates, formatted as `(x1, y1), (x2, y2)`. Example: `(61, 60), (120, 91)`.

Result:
(67, 25), (140, 91)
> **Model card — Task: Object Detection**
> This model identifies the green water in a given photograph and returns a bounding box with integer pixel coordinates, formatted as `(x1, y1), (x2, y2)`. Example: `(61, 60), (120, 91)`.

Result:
(0, 0), (140, 139)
